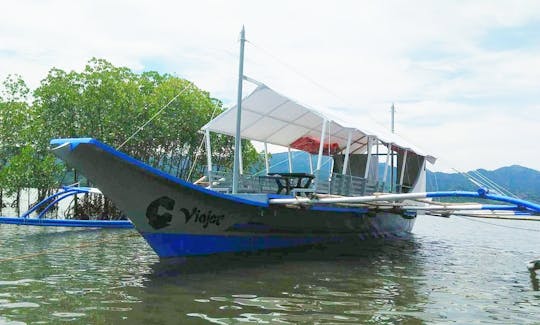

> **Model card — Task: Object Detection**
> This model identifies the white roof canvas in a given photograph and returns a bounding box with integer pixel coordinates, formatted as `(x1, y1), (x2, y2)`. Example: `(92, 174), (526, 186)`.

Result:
(202, 83), (436, 164)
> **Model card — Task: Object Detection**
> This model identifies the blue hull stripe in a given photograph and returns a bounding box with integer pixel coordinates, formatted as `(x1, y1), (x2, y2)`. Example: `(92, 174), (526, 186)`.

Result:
(50, 138), (268, 207)
(0, 217), (133, 228)
(142, 232), (352, 257)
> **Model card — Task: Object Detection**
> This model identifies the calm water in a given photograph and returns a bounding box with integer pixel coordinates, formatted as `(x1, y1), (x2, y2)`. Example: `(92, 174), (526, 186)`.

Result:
(1, 216), (540, 324)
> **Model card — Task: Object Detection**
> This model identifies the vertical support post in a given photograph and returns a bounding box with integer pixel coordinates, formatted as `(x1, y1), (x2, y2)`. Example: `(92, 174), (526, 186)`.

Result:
(232, 26), (245, 194)
(342, 129), (352, 175)
(264, 142), (269, 175)
(364, 136), (372, 179)
(205, 129), (213, 188)
(391, 151), (394, 192)
(308, 153), (314, 174)
(399, 150), (408, 192)
(73, 169), (78, 216)
(382, 143), (391, 189)
(316, 119), (327, 172)
(287, 146), (293, 173)
(375, 140), (379, 181)
(327, 122), (332, 179)
(239, 144), (244, 175)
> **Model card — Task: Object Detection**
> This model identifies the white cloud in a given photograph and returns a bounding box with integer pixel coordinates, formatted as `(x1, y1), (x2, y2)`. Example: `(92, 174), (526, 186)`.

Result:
(1, 0), (540, 172)
(399, 110), (540, 172)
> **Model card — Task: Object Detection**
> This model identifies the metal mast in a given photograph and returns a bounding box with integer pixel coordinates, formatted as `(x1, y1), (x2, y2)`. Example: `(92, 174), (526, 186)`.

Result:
(390, 103), (395, 192)
(232, 26), (246, 194)
(391, 103), (395, 134)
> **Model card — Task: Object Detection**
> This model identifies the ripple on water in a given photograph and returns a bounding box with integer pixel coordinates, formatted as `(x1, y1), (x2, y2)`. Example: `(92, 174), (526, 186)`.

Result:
(0, 279), (40, 286)
(52, 312), (87, 318)
(2, 217), (540, 323)
(0, 302), (40, 309)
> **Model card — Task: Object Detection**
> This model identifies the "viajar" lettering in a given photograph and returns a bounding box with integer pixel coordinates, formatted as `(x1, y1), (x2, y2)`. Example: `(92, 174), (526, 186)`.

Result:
(180, 207), (225, 228)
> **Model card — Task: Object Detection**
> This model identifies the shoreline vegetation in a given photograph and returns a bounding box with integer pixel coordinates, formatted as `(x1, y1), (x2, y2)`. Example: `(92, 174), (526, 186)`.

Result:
(0, 58), (260, 219)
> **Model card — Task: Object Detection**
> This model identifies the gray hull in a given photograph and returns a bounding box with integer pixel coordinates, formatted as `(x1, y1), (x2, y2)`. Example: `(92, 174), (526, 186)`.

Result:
(51, 139), (415, 257)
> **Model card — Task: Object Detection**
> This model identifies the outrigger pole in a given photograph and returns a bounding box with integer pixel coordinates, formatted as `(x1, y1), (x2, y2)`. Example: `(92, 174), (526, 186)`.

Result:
(232, 26), (246, 194)
(269, 189), (540, 214)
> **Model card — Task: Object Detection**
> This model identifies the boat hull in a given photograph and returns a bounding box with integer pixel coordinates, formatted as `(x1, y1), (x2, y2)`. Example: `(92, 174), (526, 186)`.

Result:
(51, 139), (415, 257)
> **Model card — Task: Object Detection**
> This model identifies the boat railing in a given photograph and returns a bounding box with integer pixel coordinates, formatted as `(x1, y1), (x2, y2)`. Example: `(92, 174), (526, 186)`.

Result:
(208, 171), (274, 193)
(209, 171), (316, 194)
(326, 173), (383, 196)
(207, 171), (384, 196)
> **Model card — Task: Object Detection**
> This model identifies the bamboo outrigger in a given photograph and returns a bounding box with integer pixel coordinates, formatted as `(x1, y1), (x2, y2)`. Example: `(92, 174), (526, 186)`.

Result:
(0, 186), (133, 228)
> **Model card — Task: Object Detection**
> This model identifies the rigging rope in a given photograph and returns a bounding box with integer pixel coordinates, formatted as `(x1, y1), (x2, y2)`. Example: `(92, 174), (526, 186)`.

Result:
(471, 169), (518, 198)
(117, 83), (193, 150)
(246, 40), (350, 107)
(453, 214), (540, 233)
(451, 166), (519, 199)
(186, 104), (221, 181)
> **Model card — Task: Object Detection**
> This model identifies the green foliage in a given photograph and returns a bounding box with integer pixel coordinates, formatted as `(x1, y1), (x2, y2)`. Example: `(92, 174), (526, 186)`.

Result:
(0, 75), (34, 190)
(0, 58), (262, 202)
(1, 74), (29, 102)
(0, 146), (62, 196)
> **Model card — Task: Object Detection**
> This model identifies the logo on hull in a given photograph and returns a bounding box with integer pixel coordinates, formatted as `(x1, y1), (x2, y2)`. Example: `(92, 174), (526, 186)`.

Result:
(146, 196), (175, 229)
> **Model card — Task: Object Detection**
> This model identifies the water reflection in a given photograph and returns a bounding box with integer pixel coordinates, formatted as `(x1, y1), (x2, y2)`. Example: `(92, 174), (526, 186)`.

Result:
(530, 271), (539, 291)
(123, 237), (428, 324)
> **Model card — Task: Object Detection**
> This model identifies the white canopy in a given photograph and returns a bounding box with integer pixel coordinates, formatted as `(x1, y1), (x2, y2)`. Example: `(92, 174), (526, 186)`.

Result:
(202, 83), (436, 164)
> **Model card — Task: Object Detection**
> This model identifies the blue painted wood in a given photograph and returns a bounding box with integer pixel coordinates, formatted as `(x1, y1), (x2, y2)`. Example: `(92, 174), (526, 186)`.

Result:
(0, 216), (133, 228)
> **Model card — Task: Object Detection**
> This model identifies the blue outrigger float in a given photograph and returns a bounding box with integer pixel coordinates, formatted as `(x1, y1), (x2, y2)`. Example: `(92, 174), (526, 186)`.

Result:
(49, 29), (540, 257)
(0, 186), (133, 228)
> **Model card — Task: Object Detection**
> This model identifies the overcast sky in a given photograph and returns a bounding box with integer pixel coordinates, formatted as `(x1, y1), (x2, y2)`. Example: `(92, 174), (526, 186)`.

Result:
(1, 0), (539, 172)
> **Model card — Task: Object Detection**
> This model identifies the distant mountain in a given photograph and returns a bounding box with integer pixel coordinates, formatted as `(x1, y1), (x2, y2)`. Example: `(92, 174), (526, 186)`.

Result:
(266, 152), (332, 177)
(267, 152), (540, 202)
(427, 165), (540, 202)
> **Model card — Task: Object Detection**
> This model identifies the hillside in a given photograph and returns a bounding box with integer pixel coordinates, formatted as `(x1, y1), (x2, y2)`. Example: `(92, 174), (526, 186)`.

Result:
(427, 165), (540, 202)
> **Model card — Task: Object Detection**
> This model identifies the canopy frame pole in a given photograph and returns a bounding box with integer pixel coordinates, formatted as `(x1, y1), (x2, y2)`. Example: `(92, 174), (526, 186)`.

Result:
(342, 129), (352, 175)
(364, 136), (372, 179)
(239, 144), (244, 175)
(375, 140), (379, 181)
(264, 142), (269, 175)
(288, 146), (293, 173)
(308, 153), (314, 174)
(232, 26), (245, 194)
(391, 150), (395, 193)
(382, 143), (391, 190)
(327, 122), (332, 177)
(316, 119), (327, 172)
(399, 150), (408, 192)
(205, 129), (213, 188)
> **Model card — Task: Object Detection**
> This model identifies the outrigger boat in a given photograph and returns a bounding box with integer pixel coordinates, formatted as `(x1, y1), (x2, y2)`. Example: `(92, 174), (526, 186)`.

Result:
(49, 29), (540, 257)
